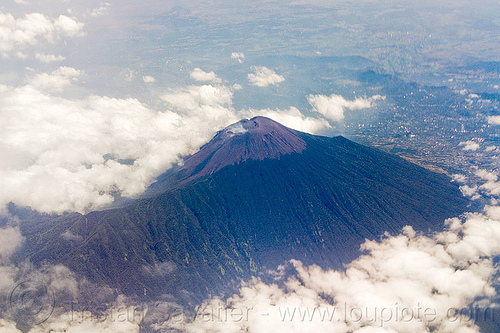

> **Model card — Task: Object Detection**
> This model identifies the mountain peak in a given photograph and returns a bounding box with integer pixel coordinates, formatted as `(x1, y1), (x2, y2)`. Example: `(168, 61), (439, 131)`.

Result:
(181, 117), (306, 178)
(219, 116), (294, 137)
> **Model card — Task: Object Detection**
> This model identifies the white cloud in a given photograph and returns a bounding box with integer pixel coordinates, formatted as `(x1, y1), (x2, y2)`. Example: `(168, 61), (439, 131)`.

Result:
(459, 185), (478, 198)
(90, 2), (111, 17)
(60, 230), (83, 242)
(242, 107), (331, 134)
(485, 205), (500, 220)
(26, 311), (141, 333)
(459, 141), (480, 151)
(452, 174), (467, 183)
(0, 12), (53, 53)
(0, 84), (220, 213)
(0, 222), (22, 298)
(0, 72), (332, 213)
(231, 52), (245, 63)
(476, 170), (500, 197)
(231, 52), (245, 59)
(308, 93), (385, 122)
(164, 210), (500, 333)
(143, 262), (176, 277)
(0, 215), (140, 333)
(28, 66), (80, 92)
(476, 169), (498, 182)
(0, 215), (143, 332)
(122, 68), (136, 82)
(35, 53), (66, 63)
(248, 66), (285, 87)
(0, 227), (23, 265)
(162, 84), (234, 111)
(0, 11), (84, 57)
(457, 170), (500, 200)
(488, 116), (500, 125)
(190, 68), (221, 83)
(142, 75), (156, 83)
(0, 320), (22, 333)
(15, 52), (27, 60)
(53, 15), (85, 37)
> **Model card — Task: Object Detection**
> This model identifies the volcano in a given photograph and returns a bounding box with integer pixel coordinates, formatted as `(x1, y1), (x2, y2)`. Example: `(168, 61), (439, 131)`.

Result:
(182, 116), (307, 176)
(17, 117), (469, 302)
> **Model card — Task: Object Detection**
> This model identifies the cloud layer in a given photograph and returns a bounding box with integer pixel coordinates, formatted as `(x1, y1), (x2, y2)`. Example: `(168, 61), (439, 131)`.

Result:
(160, 167), (500, 333)
(0, 219), (141, 333)
(0, 79), (234, 213)
(161, 207), (500, 333)
(0, 70), (332, 214)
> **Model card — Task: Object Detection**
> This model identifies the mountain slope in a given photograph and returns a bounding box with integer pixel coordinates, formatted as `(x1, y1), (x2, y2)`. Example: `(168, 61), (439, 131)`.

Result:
(17, 117), (469, 302)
